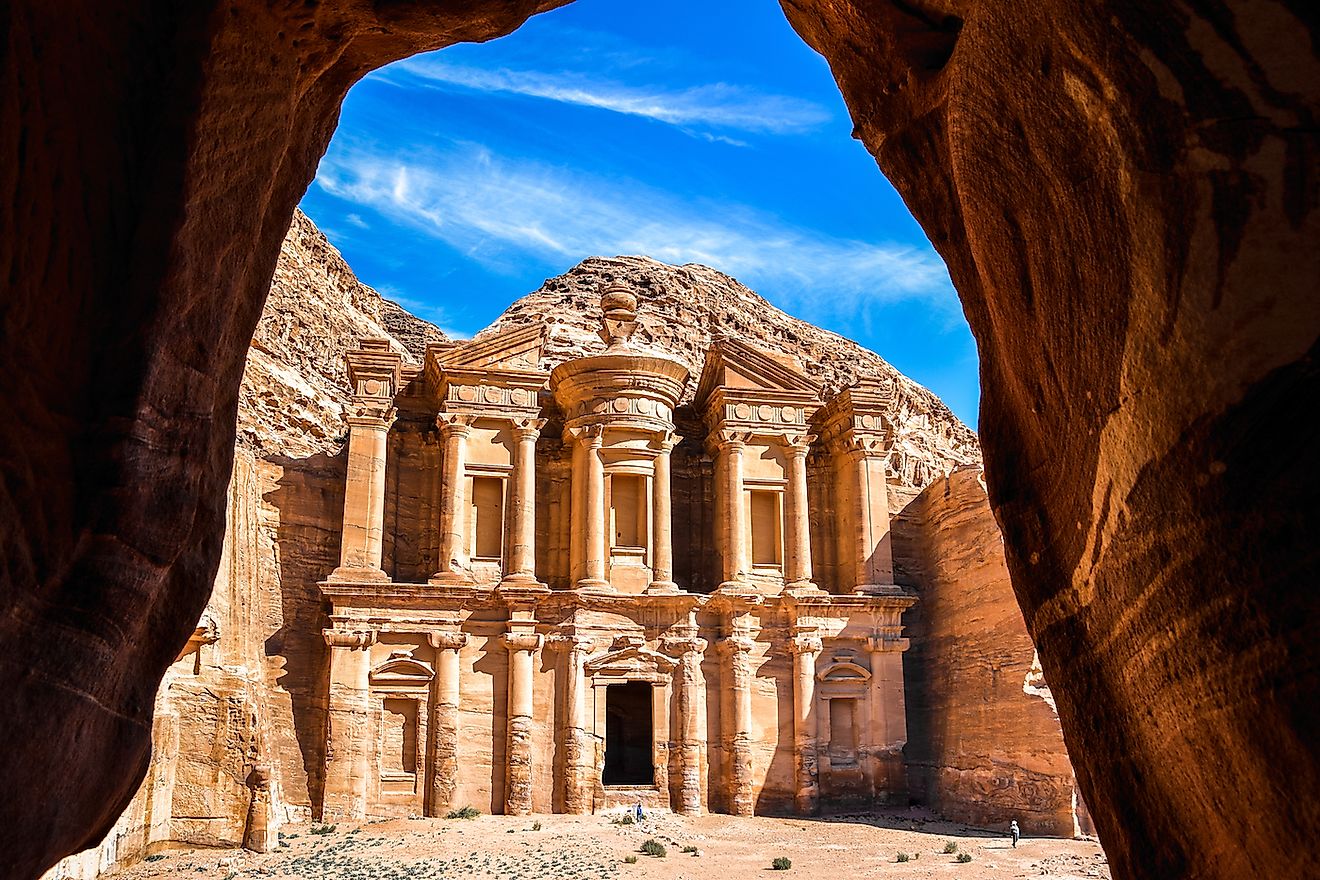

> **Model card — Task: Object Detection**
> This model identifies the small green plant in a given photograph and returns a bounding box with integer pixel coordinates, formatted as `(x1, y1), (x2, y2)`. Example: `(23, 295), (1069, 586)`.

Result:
(943, 841), (959, 854)
(896, 852), (910, 862)
(624, 855), (638, 864)
(956, 852), (973, 863)
(612, 812), (635, 825)
(772, 856), (792, 870)
(311, 823), (337, 835)
(447, 806), (480, 820)
(682, 845), (698, 854)
(144, 854), (166, 862)
(640, 839), (667, 858)
(532, 821), (542, 831)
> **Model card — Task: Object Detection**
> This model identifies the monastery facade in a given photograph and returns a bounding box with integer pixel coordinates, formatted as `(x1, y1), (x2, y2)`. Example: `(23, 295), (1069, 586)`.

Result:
(321, 287), (916, 820)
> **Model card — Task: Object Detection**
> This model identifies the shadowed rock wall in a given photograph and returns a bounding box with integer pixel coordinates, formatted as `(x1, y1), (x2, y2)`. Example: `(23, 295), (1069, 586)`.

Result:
(894, 467), (1077, 836)
(2, 1), (1316, 878)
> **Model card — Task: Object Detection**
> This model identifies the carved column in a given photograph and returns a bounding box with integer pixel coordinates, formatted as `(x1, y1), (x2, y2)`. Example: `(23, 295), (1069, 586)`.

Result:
(664, 635), (708, 815)
(842, 436), (894, 592)
(789, 634), (823, 815)
(432, 413), (473, 583)
(550, 635), (593, 813)
(503, 631), (543, 814)
(329, 406), (395, 582)
(427, 630), (468, 816)
(718, 635), (756, 816)
(715, 432), (748, 587)
(782, 434), (817, 589)
(505, 418), (545, 584)
(647, 432), (681, 593)
(866, 628), (911, 804)
(571, 427), (609, 590)
(322, 629), (376, 819)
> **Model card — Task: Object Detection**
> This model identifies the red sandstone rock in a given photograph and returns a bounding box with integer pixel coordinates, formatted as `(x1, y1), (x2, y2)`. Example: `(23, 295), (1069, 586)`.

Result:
(1, 2), (1316, 878)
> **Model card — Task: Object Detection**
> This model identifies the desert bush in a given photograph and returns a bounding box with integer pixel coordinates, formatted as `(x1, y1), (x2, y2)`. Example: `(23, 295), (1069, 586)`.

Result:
(772, 856), (792, 870)
(613, 812), (635, 826)
(682, 845), (698, 854)
(624, 855), (638, 864)
(144, 854), (166, 862)
(447, 806), (480, 820)
(956, 852), (973, 863)
(641, 839), (667, 858)
(311, 823), (337, 835)
(942, 841), (959, 854)
(532, 821), (542, 831)
(896, 852), (910, 862)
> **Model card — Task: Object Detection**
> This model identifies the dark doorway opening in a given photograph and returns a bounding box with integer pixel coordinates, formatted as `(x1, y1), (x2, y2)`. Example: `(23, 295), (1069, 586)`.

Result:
(603, 681), (653, 786)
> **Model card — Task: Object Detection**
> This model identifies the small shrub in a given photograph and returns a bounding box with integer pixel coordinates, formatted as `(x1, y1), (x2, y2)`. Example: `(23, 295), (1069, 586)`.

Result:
(532, 821), (542, 831)
(682, 845), (698, 854)
(612, 812), (635, 826)
(943, 841), (959, 854)
(956, 852), (973, 863)
(144, 854), (166, 862)
(284, 833), (299, 840)
(896, 852), (910, 862)
(640, 839), (667, 858)
(624, 855), (638, 864)
(311, 823), (337, 835)
(772, 856), (792, 870)
(447, 806), (480, 820)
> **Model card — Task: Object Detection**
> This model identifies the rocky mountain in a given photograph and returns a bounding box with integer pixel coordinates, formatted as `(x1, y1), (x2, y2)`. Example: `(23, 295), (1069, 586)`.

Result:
(237, 209), (445, 459)
(486, 255), (981, 489)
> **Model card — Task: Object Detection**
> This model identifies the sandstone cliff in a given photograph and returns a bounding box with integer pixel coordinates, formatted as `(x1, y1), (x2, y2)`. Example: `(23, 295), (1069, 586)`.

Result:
(487, 256), (980, 490)
(892, 467), (1085, 836)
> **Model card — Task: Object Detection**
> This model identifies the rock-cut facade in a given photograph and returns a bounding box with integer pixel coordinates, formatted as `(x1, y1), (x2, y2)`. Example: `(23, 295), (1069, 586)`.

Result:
(321, 286), (917, 819)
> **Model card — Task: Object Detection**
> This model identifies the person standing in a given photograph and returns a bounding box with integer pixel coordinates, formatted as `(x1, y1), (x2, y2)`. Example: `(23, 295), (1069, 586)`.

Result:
(1010, 819), (1021, 848)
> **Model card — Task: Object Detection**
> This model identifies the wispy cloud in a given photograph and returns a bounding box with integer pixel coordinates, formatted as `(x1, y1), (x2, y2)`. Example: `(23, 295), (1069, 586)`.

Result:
(390, 58), (830, 136)
(314, 142), (956, 324)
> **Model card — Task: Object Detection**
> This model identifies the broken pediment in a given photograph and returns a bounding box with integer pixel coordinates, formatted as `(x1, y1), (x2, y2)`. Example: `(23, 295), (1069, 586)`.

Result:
(369, 652), (434, 687)
(585, 635), (676, 678)
(433, 324), (546, 372)
(695, 337), (820, 405)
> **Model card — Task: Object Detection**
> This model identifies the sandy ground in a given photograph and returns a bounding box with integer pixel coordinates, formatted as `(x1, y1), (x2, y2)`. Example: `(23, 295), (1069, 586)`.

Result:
(111, 810), (1109, 880)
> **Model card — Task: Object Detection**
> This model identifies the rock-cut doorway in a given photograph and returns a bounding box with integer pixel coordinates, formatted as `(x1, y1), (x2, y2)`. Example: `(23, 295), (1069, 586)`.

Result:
(602, 681), (653, 786)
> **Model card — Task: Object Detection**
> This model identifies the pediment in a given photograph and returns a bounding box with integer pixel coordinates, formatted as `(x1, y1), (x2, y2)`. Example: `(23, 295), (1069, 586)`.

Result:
(438, 325), (546, 371)
(585, 640), (676, 677)
(817, 659), (871, 682)
(370, 653), (434, 686)
(696, 337), (819, 404)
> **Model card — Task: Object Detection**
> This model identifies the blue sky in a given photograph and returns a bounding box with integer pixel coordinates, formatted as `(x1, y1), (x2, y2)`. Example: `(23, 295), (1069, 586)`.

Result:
(300, 0), (981, 426)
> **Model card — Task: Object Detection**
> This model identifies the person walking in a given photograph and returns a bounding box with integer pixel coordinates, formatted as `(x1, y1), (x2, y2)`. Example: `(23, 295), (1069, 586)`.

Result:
(1010, 819), (1021, 848)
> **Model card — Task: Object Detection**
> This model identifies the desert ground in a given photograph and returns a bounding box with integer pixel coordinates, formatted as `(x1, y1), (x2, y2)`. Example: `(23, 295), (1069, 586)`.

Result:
(110, 809), (1109, 880)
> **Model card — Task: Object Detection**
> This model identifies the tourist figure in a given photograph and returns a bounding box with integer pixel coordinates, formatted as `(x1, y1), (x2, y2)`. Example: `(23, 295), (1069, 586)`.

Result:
(635, 801), (645, 823)
(1010, 819), (1020, 848)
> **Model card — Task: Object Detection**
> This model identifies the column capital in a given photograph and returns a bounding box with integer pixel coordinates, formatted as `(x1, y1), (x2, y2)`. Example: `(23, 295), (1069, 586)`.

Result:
(436, 412), (475, 437)
(323, 628), (377, 649)
(512, 417), (547, 443)
(428, 630), (468, 652)
(546, 634), (594, 654)
(780, 433), (817, 457)
(708, 429), (751, 454)
(345, 399), (396, 430)
(652, 431), (683, 452)
(662, 635), (709, 657)
(866, 628), (909, 653)
(789, 635), (823, 656)
(503, 632), (545, 653)
(717, 635), (756, 656)
(566, 423), (605, 448)
(838, 432), (890, 459)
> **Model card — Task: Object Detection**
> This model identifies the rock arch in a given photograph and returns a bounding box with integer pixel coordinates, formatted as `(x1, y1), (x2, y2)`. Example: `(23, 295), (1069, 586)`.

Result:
(0, 2), (1315, 878)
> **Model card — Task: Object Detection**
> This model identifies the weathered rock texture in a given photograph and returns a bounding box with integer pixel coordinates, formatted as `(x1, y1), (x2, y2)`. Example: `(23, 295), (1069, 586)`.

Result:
(43, 215), (438, 879)
(489, 256), (979, 489)
(894, 467), (1079, 836)
(2, 2), (1316, 878)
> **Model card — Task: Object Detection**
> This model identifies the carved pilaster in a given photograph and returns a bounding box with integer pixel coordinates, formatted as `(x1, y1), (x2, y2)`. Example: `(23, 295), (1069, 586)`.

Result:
(427, 630), (468, 816)
(503, 631), (544, 815)
(663, 635), (709, 815)
(432, 413), (475, 583)
(717, 635), (756, 816)
(547, 634), (594, 813)
(788, 634), (823, 815)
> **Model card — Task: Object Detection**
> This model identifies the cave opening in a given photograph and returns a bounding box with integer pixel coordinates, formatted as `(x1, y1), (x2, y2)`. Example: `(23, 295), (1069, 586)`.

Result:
(602, 681), (654, 787)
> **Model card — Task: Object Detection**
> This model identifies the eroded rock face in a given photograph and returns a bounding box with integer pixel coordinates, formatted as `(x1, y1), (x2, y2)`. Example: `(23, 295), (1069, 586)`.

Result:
(2, 1), (1316, 878)
(489, 256), (980, 490)
(779, 2), (1320, 876)
(893, 467), (1078, 836)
